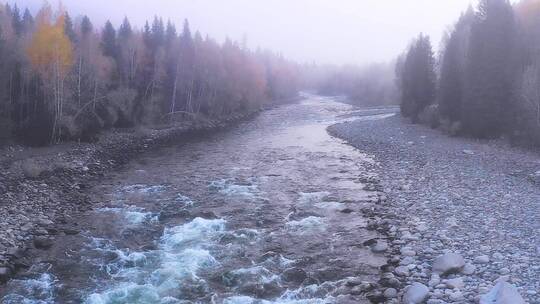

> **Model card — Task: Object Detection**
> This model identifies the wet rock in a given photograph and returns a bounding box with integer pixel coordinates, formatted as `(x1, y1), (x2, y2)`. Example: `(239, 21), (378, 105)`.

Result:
(479, 282), (526, 304)
(394, 266), (410, 277)
(363, 238), (378, 247)
(384, 288), (398, 298)
(366, 291), (386, 303)
(379, 277), (400, 288)
(432, 253), (465, 275)
(350, 282), (376, 294)
(63, 228), (80, 235)
(402, 282), (429, 304)
(371, 241), (388, 253)
(281, 267), (307, 284)
(33, 236), (54, 250)
(345, 277), (364, 287)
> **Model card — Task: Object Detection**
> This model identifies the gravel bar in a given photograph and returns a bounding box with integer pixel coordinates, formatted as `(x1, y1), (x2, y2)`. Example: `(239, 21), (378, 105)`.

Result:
(329, 114), (539, 303)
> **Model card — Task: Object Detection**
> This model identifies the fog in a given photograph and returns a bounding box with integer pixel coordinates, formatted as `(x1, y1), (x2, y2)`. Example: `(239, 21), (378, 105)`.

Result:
(10, 0), (485, 65)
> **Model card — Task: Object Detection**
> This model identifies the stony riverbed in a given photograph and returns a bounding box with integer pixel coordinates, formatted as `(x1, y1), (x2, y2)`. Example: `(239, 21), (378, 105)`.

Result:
(330, 114), (539, 304)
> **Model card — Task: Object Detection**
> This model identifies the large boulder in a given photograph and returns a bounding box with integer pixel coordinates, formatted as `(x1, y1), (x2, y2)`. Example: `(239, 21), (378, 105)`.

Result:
(432, 253), (465, 275)
(480, 282), (526, 304)
(402, 282), (429, 304)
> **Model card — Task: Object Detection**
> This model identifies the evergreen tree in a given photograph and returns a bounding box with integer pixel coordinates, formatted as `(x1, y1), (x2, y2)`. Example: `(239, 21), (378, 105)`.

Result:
(118, 17), (133, 40)
(438, 7), (474, 123)
(399, 34), (436, 123)
(462, 0), (516, 138)
(22, 8), (34, 34)
(101, 20), (117, 58)
(80, 16), (93, 37)
(118, 17), (134, 86)
(151, 16), (165, 52)
(165, 20), (177, 47)
(11, 4), (22, 37)
(179, 19), (195, 112)
(64, 13), (77, 43)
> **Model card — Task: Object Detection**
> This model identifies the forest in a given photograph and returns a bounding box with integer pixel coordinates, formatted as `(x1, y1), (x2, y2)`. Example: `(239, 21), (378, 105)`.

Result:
(0, 3), (300, 146)
(397, 0), (540, 146)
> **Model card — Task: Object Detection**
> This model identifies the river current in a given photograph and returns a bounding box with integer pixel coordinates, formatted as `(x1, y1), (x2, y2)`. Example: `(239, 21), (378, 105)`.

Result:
(1, 95), (392, 303)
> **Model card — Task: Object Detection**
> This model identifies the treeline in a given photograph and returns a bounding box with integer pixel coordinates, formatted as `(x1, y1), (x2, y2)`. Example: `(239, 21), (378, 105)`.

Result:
(0, 3), (299, 145)
(397, 0), (540, 146)
(303, 63), (398, 107)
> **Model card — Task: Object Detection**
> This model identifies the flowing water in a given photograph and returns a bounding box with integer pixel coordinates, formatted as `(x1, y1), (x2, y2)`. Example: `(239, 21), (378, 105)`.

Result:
(0, 95), (392, 304)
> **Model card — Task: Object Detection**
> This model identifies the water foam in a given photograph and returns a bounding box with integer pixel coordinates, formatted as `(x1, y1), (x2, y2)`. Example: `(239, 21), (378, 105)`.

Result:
(298, 192), (330, 206)
(286, 217), (326, 235)
(209, 179), (260, 198)
(98, 206), (157, 225)
(2, 272), (57, 304)
(85, 218), (226, 303)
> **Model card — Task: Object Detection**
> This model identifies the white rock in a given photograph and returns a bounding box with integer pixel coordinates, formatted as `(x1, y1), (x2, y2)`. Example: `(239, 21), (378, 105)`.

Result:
(384, 288), (398, 298)
(401, 248), (417, 256)
(479, 282), (526, 304)
(449, 291), (464, 301)
(395, 266), (410, 277)
(402, 282), (429, 304)
(499, 268), (510, 275)
(474, 255), (490, 264)
(462, 263), (476, 275)
(372, 241), (388, 253)
(432, 253), (465, 275)
(493, 252), (504, 260)
(446, 277), (465, 289)
(428, 274), (441, 287)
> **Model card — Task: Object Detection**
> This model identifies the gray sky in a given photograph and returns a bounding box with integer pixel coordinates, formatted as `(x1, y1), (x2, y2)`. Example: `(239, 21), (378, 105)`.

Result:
(10, 0), (481, 65)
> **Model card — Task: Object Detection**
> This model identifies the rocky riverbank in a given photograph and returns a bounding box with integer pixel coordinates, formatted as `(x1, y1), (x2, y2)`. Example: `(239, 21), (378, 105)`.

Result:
(0, 109), (263, 284)
(329, 114), (538, 303)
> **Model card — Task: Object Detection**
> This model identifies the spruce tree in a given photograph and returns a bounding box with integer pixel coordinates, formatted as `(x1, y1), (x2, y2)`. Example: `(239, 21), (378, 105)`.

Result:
(81, 16), (93, 38)
(400, 34), (436, 123)
(64, 13), (77, 43)
(101, 21), (117, 58)
(438, 8), (474, 123)
(11, 4), (22, 37)
(22, 8), (34, 34)
(462, 0), (516, 138)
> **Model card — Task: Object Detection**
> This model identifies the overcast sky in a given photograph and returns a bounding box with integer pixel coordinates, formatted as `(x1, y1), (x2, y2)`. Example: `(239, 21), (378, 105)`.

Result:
(9, 0), (483, 65)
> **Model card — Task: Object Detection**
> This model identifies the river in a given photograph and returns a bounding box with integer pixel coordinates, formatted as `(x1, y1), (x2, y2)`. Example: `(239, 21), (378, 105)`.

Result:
(1, 95), (392, 304)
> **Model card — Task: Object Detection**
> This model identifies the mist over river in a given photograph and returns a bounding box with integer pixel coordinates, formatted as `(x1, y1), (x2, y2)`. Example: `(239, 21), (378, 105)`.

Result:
(0, 95), (391, 304)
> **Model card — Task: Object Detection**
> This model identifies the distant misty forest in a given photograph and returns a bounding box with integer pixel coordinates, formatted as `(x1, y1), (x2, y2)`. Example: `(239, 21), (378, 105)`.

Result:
(0, 3), (299, 145)
(1, 0), (540, 148)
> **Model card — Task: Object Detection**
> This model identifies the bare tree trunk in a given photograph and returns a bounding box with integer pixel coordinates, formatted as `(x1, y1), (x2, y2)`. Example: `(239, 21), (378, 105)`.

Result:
(170, 72), (178, 121)
(78, 56), (82, 107)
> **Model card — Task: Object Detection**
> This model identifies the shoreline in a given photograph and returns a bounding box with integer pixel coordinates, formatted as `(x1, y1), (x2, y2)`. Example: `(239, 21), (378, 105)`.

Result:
(329, 114), (538, 303)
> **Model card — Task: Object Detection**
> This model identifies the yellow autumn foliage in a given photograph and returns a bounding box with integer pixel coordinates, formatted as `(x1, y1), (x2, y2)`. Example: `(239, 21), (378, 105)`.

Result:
(27, 10), (73, 78)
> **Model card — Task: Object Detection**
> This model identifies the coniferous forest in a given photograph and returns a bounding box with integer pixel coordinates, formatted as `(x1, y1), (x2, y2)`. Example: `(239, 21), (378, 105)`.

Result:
(0, 3), (299, 146)
(396, 0), (540, 146)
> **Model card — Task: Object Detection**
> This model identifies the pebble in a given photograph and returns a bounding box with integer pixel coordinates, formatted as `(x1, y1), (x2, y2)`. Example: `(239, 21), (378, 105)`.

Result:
(402, 282), (429, 304)
(446, 277), (465, 289)
(432, 253), (465, 275)
(383, 288), (398, 298)
(394, 266), (410, 277)
(474, 255), (490, 264)
(462, 263), (476, 275)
